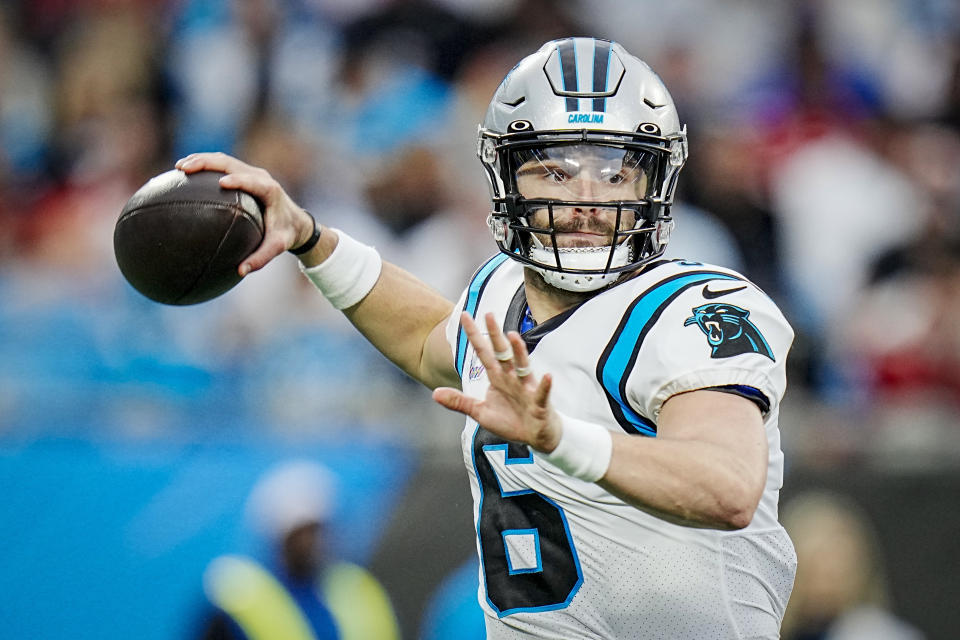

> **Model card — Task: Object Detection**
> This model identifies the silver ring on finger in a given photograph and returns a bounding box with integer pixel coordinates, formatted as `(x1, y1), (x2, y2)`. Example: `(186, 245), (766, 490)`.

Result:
(494, 349), (513, 362)
(514, 366), (532, 378)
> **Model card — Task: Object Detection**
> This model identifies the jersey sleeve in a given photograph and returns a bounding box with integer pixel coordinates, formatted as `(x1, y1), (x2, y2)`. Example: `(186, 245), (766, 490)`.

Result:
(446, 287), (469, 366)
(626, 281), (794, 422)
(445, 253), (514, 380)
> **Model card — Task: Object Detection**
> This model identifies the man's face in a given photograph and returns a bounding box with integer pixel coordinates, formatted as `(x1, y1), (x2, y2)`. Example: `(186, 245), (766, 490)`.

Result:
(514, 145), (651, 249)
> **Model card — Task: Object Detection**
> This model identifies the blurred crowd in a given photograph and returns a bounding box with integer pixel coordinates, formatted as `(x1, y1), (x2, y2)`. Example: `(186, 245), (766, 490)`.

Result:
(2, 0), (960, 464)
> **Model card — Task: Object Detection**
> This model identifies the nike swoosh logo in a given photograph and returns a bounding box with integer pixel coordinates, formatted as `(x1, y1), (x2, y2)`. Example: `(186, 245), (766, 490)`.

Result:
(702, 284), (747, 299)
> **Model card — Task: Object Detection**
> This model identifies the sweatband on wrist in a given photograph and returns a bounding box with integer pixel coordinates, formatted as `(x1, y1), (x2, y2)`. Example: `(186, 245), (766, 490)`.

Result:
(537, 414), (613, 482)
(298, 228), (382, 309)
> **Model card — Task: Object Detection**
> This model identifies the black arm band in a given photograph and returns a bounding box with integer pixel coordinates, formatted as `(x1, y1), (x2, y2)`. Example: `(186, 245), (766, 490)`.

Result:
(288, 211), (322, 255)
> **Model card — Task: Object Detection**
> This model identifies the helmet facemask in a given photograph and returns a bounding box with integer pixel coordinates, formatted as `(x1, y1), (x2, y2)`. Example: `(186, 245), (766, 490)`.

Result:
(481, 126), (685, 292)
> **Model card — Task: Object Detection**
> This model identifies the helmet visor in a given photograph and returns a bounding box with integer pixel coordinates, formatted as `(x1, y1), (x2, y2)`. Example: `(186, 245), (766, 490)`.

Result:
(512, 144), (657, 202)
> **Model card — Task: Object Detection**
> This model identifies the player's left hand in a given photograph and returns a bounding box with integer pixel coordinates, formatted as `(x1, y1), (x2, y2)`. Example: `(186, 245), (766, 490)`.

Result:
(433, 312), (562, 453)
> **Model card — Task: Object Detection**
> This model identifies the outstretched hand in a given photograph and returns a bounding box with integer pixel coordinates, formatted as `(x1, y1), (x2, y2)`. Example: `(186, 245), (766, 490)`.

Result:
(175, 152), (316, 276)
(433, 312), (562, 453)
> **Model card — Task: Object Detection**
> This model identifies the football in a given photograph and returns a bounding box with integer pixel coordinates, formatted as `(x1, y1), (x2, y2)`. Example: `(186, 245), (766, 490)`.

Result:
(114, 169), (264, 305)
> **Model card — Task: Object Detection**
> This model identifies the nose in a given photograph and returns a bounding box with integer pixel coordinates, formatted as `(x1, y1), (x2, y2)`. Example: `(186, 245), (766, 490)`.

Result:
(572, 203), (601, 219)
(568, 177), (603, 213)
(554, 180), (600, 224)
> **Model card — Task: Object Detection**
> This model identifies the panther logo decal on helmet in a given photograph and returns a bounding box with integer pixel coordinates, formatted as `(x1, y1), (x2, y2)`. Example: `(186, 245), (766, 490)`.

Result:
(684, 303), (775, 361)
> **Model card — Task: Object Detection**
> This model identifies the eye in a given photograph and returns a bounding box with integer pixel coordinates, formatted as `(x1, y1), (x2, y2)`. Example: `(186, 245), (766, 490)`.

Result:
(547, 168), (569, 183)
(607, 173), (625, 185)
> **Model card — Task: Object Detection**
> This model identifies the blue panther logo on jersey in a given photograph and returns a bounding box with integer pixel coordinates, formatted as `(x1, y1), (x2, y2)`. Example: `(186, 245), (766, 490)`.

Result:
(684, 303), (774, 361)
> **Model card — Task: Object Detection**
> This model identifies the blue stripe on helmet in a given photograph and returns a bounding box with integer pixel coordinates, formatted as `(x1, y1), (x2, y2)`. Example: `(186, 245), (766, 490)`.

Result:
(592, 40), (611, 112)
(558, 39), (579, 112)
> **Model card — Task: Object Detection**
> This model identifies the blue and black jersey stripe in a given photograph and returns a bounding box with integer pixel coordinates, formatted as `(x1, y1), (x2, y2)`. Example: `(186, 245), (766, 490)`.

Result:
(456, 254), (510, 377)
(596, 271), (745, 436)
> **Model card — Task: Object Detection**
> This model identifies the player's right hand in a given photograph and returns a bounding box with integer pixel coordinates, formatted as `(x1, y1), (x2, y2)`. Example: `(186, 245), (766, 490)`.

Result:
(175, 152), (321, 276)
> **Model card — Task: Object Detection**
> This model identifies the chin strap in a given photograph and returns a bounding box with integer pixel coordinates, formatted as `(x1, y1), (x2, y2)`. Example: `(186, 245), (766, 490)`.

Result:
(534, 265), (621, 292)
(528, 244), (632, 292)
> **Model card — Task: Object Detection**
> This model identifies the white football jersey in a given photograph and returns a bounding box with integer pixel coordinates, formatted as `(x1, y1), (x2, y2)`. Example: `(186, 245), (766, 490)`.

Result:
(445, 255), (797, 639)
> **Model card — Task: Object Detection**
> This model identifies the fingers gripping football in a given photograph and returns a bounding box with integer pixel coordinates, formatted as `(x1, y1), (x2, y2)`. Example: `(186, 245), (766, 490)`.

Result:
(175, 152), (315, 275)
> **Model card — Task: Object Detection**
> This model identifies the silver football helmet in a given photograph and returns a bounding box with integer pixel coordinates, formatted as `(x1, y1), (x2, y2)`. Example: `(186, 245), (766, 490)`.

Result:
(478, 37), (688, 292)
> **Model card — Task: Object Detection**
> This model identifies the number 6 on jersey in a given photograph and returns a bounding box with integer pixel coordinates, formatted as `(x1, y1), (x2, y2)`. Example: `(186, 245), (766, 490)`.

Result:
(472, 426), (583, 615)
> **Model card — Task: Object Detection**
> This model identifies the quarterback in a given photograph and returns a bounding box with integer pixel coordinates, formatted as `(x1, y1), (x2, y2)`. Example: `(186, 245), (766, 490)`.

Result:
(178, 37), (797, 639)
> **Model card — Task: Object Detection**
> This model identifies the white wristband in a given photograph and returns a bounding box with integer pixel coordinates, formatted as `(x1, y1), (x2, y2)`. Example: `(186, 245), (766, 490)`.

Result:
(537, 414), (613, 482)
(298, 228), (382, 309)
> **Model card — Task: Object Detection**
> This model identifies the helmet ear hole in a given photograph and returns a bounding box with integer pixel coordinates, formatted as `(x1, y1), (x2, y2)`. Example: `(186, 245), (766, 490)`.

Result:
(508, 120), (533, 132)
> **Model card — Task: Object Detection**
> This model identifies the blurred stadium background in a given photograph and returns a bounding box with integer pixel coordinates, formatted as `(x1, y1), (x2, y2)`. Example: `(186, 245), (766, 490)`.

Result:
(1, 0), (959, 638)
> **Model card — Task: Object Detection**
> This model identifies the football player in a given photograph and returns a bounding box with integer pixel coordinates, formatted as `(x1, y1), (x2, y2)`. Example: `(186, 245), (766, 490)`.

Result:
(178, 37), (796, 639)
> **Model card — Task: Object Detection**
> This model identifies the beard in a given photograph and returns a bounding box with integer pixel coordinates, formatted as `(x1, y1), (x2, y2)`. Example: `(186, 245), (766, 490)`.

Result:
(530, 212), (620, 248)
